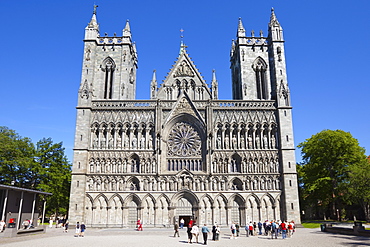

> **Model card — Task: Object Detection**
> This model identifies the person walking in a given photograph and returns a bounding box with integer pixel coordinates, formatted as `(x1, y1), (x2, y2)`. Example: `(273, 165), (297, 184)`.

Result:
(64, 220), (69, 233)
(215, 225), (220, 241)
(258, 221), (263, 235)
(74, 222), (81, 237)
(191, 223), (199, 243)
(230, 222), (236, 239)
(271, 220), (278, 239)
(212, 224), (217, 241)
(281, 221), (287, 239)
(174, 221), (180, 237)
(187, 223), (193, 244)
(80, 222), (86, 237)
(245, 224), (249, 237)
(180, 218), (185, 229)
(248, 221), (254, 236)
(201, 224), (210, 245)
(235, 222), (240, 237)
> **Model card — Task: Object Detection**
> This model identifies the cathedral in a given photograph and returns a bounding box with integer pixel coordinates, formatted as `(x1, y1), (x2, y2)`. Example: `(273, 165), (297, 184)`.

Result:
(69, 7), (301, 227)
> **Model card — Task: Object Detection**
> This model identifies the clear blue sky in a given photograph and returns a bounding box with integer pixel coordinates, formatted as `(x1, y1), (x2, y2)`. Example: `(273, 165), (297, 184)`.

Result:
(1, 0), (369, 162)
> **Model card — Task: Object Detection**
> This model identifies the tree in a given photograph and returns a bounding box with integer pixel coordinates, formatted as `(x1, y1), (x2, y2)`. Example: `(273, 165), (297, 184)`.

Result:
(298, 129), (368, 220)
(35, 138), (71, 216)
(0, 126), (36, 187)
(348, 156), (370, 222)
(0, 126), (71, 217)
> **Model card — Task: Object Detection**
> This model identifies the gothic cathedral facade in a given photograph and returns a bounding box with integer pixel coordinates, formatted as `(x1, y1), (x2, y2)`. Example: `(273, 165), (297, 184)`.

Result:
(69, 8), (301, 227)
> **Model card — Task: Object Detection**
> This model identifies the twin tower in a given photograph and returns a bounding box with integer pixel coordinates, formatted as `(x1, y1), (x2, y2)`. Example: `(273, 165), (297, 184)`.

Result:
(69, 7), (301, 228)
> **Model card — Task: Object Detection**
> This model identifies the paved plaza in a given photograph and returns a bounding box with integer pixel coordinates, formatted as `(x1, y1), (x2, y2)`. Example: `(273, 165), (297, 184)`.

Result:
(0, 226), (369, 247)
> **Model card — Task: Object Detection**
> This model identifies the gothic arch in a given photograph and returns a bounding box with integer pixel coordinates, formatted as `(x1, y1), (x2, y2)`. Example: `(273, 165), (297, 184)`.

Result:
(214, 193), (228, 225)
(199, 194), (214, 225)
(245, 193), (261, 207)
(93, 193), (109, 207)
(230, 177), (243, 190)
(228, 193), (246, 207)
(123, 193), (142, 207)
(157, 193), (171, 206)
(171, 189), (200, 207)
(108, 193), (124, 206)
(126, 176), (140, 191)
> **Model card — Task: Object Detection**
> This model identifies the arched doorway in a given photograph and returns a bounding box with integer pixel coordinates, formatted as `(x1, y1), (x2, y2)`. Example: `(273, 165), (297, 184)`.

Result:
(172, 190), (199, 226)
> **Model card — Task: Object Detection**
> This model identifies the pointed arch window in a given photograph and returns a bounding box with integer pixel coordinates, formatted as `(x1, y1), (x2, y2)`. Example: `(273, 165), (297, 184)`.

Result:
(101, 57), (116, 99)
(253, 57), (268, 100)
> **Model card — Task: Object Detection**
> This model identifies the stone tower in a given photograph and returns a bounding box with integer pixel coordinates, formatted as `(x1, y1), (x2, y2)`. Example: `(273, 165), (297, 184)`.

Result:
(230, 8), (300, 221)
(69, 7), (301, 227)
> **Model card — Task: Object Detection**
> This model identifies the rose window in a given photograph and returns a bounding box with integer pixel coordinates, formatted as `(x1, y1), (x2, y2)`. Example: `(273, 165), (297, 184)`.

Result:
(167, 122), (201, 156)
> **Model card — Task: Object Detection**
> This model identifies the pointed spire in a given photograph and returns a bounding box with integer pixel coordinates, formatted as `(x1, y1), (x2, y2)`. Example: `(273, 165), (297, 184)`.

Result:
(230, 39), (235, 57)
(269, 7), (280, 27)
(211, 69), (218, 99)
(237, 17), (246, 37)
(123, 20), (131, 37)
(85, 5), (100, 39)
(150, 70), (157, 99)
(268, 7), (284, 41)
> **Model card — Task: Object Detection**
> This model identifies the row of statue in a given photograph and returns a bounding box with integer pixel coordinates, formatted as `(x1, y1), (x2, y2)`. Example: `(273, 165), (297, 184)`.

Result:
(216, 133), (276, 150)
(89, 158), (156, 174)
(86, 175), (281, 192)
(212, 158), (279, 173)
(91, 130), (154, 150)
(167, 159), (203, 171)
(88, 157), (279, 174)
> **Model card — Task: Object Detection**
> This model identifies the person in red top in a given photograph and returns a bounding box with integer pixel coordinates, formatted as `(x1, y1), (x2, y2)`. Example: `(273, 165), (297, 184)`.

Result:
(137, 218), (143, 231)
(287, 221), (293, 237)
(188, 219), (194, 228)
(281, 221), (287, 239)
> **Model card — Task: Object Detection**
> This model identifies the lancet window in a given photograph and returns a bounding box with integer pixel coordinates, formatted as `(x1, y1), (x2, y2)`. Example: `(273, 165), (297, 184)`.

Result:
(253, 57), (268, 100)
(101, 57), (116, 99)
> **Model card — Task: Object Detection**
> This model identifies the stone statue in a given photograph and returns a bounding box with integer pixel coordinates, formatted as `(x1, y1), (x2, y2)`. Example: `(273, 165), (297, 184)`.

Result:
(132, 136), (137, 149)
(216, 135), (222, 149)
(248, 135), (253, 149)
(271, 135), (276, 149)
(140, 136), (145, 149)
(232, 135), (237, 149)
(116, 134), (122, 149)
(224, 135), (229, 149)
(240, 136), (245, 149)
(148, 135), (153, 149)
(255, 135), (260, 149)
(263, 135), (268, 149)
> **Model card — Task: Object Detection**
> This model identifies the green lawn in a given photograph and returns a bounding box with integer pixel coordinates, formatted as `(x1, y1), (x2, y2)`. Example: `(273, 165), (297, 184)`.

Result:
(302, 222), (322, 228)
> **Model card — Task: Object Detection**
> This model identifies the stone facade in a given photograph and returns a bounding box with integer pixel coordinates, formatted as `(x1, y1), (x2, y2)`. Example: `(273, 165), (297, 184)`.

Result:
(69, 7), (301, 227)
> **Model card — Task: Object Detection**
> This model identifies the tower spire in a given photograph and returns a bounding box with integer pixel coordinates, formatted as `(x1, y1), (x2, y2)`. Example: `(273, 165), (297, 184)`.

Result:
(268, 7), (284, 41)
(150, 70), (158, 99)
(123, 20), (132, 37)
(85, 5), (100, 40)
(237, 17), (246, 37)
(211, 69), (218, 99)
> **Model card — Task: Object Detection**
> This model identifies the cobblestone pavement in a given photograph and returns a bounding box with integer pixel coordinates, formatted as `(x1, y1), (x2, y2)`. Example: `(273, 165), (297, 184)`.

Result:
(0, 226), (369, 247)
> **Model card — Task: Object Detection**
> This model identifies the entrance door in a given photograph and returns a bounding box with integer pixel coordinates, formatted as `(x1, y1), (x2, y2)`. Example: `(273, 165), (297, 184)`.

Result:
(179, 216), (191, 227)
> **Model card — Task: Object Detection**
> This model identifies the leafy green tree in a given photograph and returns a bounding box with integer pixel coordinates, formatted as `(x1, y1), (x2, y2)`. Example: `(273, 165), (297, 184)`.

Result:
(298, 129), (368, 220)
(0, 127), (71, 217)
(348, 157), (370, 222)
(35, 138), (71, 216)
(0, 126), (36, 187)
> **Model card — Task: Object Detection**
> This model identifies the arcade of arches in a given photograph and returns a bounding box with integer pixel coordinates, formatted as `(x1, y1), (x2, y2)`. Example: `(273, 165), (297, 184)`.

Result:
(84, 190), (280, 227)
